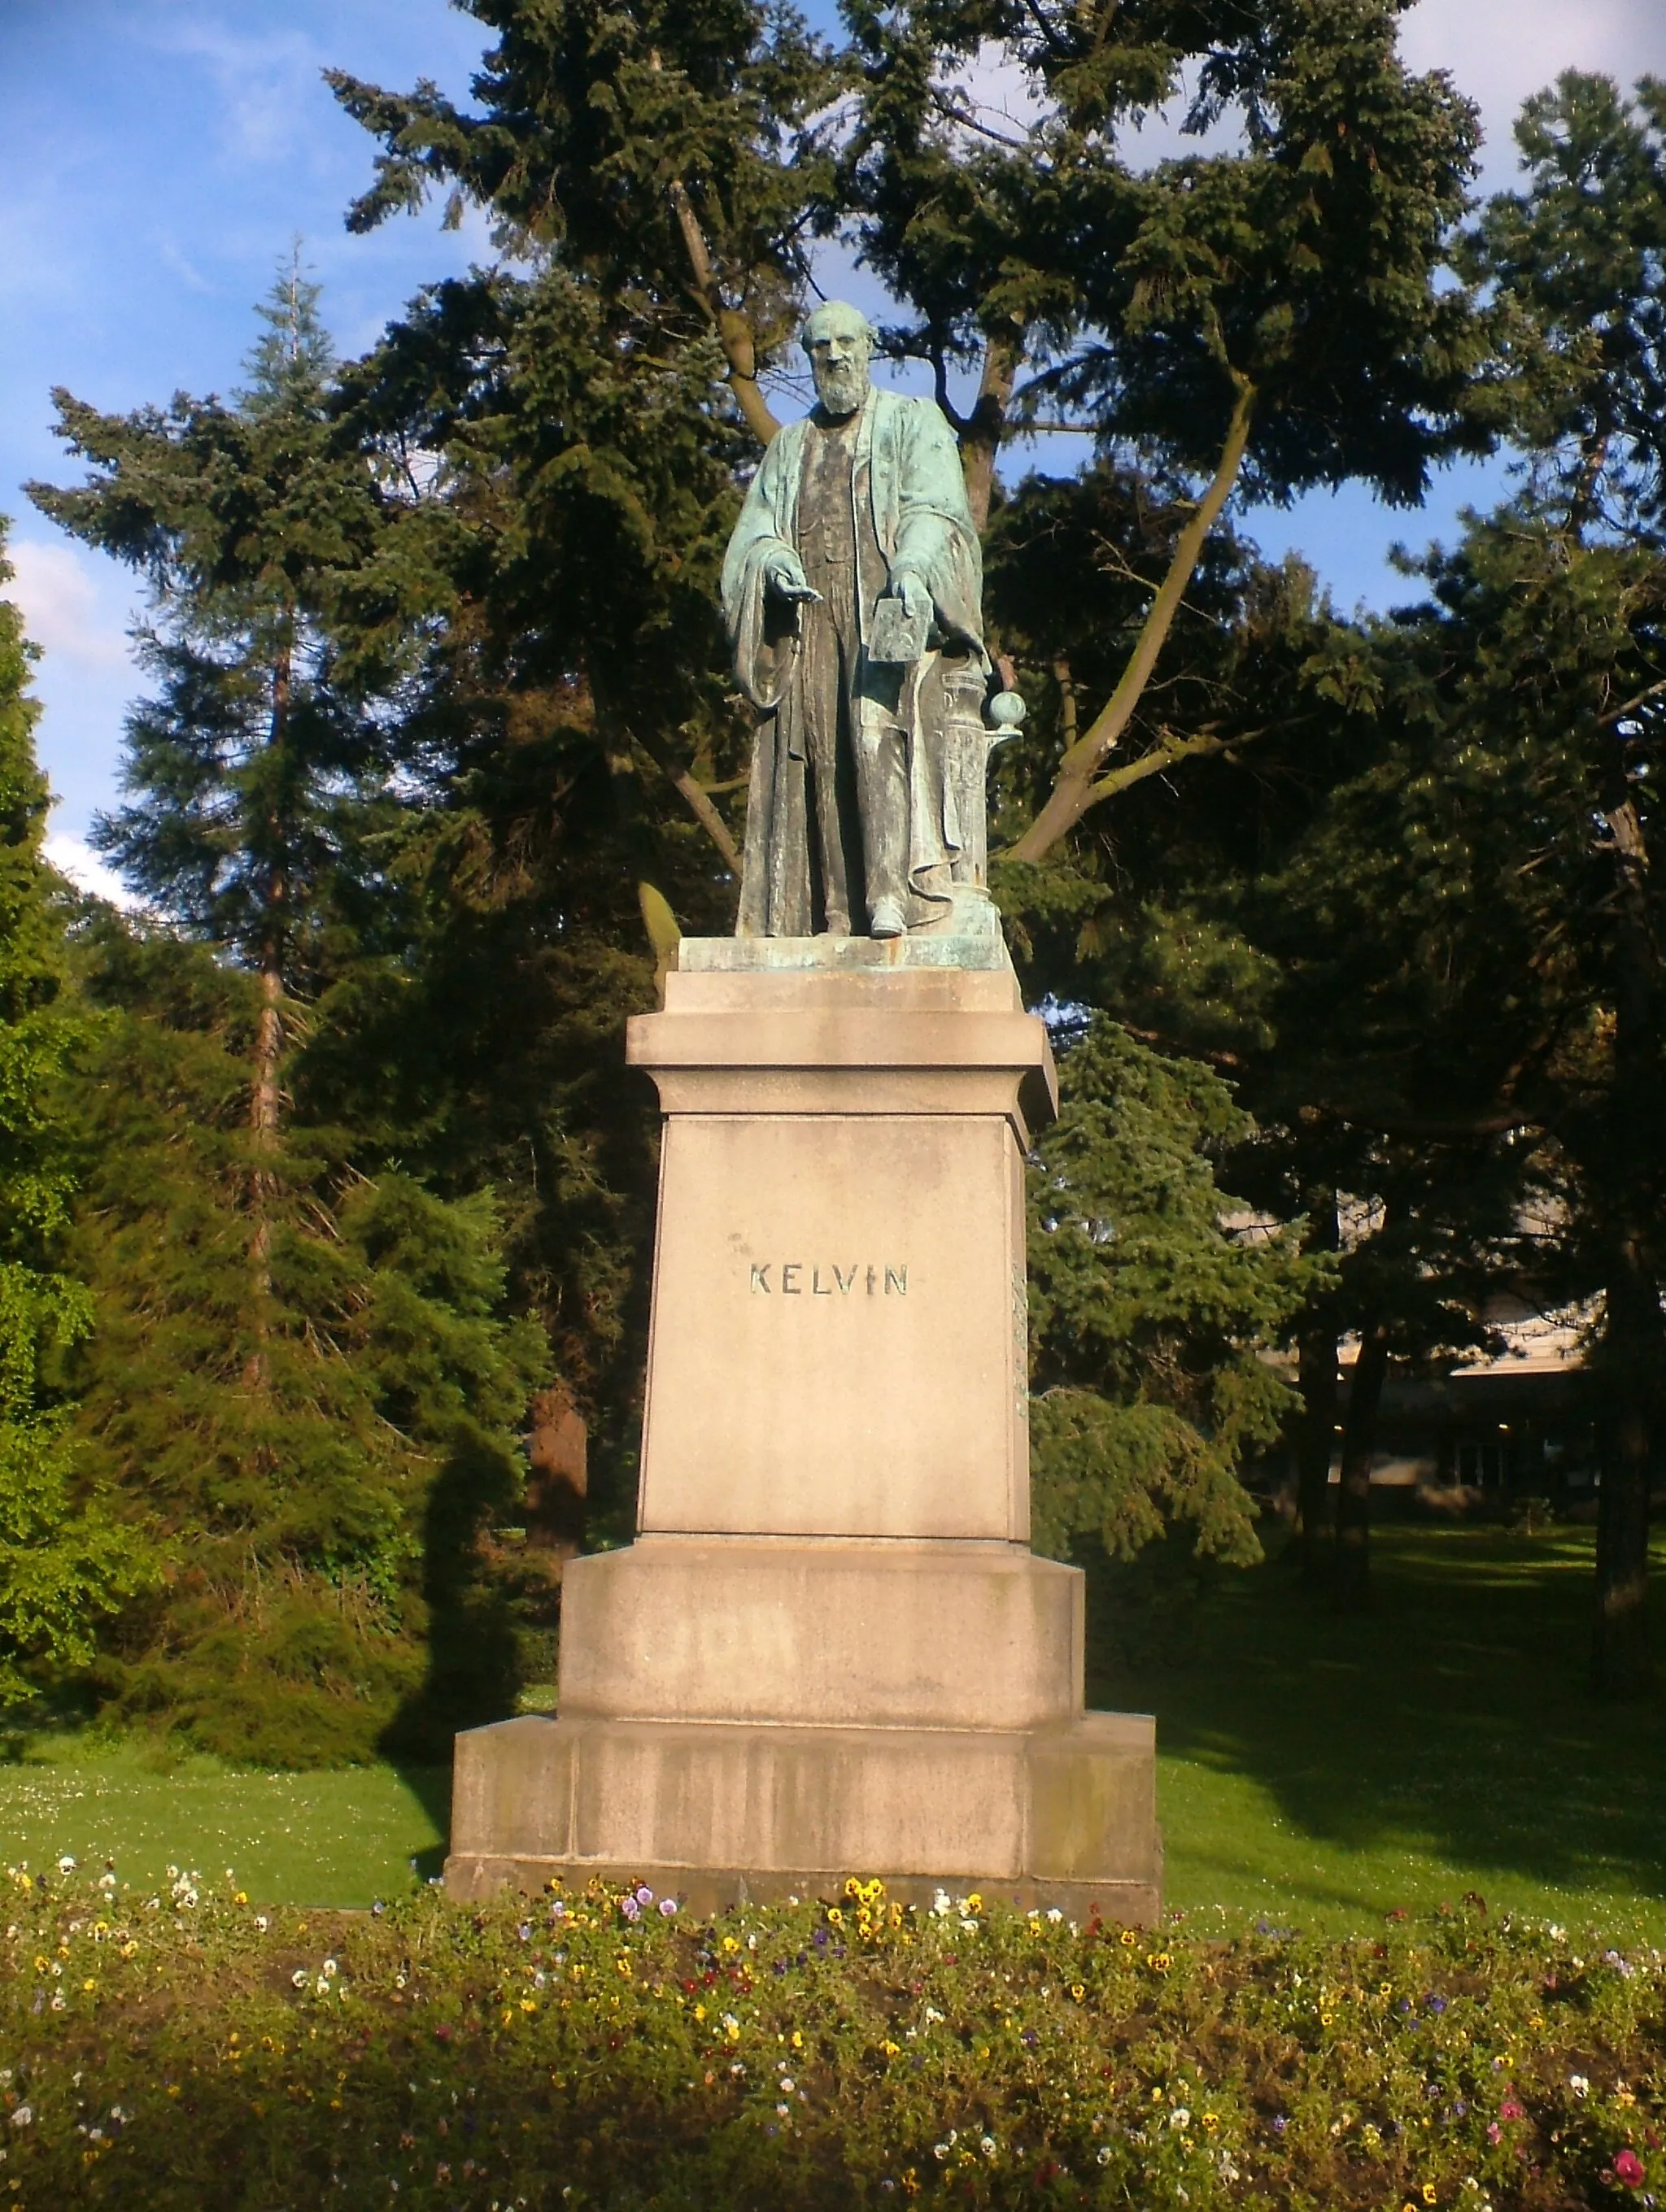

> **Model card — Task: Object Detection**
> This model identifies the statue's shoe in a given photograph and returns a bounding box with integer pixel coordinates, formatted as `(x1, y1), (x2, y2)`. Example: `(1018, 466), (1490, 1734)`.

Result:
(869, 898), (905, 938)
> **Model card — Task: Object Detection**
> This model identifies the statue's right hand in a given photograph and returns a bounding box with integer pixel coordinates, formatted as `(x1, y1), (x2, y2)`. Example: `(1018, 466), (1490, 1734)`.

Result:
(765, 554), (822, 605)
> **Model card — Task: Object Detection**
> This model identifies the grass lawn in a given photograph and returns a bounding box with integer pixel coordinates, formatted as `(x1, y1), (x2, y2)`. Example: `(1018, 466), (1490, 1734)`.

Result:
(0, 1743), (447, 1904)
(2, 1526), (1664, 1938)
(1090, 1521), (1666, 1940)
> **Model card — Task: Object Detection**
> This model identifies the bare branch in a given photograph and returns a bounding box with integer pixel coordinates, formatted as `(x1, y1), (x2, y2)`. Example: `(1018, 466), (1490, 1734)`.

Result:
(1006, 376), (1256, 860)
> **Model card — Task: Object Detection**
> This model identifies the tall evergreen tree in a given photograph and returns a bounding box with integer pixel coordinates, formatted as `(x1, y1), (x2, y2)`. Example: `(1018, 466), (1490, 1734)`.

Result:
(0, 520), (145, 1703)
(1027, 1020), (1324, 1566)
(27, 276), (552, 1759)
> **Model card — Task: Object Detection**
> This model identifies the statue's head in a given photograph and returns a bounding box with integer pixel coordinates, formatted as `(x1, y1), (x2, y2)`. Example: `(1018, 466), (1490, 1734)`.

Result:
(802, 301), (874, 420)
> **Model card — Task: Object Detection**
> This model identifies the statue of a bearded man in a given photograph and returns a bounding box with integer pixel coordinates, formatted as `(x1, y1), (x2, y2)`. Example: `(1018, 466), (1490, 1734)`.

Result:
(721, 302), (999, 941)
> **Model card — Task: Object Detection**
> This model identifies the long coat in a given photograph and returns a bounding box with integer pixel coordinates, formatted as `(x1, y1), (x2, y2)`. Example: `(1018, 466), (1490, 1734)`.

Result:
(720, 387), (987, 937)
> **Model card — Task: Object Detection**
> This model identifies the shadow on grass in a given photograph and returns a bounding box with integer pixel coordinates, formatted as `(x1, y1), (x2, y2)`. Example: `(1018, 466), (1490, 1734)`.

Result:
(1084, 1522), (1666, 1909)
(392, 1761), (452, 1883)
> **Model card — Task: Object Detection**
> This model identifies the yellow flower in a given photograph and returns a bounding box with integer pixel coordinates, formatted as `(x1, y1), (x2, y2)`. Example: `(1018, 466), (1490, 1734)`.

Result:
(694, 2004), (707, 2023)
(1202, 2114), (1218, 2131)
(721, 1936), (739, 1954)
(1120, 1929), (1137, 1947)
(844, 1878), (861, 1899)
(1380, 1983), (1392, 1997)
(881, 2040), (901, 2057)
(1320, 2012), (1333, 2027)
(521, 1998), (537, 2014)
(827, 1908), (844, 1929)
(1070, 1984), (1085, 2002)
(966, 1894), (983, 1914)
(82, 1979), (95, 1992)
(1423, 2186), (1438, 2206)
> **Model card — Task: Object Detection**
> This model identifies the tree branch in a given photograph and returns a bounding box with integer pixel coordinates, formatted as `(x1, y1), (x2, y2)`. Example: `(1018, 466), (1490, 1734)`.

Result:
(1006, 376), (1255, 861)
(631, 727), (744, 876)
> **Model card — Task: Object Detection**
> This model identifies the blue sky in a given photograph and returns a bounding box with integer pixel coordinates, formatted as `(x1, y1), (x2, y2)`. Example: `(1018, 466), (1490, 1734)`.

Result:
(4, 0), (1664, 888)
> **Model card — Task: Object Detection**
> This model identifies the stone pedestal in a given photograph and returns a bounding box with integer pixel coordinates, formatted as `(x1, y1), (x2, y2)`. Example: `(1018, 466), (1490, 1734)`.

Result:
(446, 923), (1161, 1920)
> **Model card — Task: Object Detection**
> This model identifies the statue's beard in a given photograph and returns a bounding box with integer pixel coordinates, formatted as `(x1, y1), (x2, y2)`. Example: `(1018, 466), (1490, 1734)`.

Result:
(813, 361), (869, 417)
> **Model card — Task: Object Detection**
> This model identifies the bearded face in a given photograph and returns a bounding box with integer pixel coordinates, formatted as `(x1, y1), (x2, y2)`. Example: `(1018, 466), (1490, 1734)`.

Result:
(806, 321), (873, 417)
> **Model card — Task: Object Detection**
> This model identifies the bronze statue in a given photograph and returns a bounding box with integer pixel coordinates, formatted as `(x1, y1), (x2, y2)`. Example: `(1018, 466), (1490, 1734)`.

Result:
(722, 302), (1010, 941)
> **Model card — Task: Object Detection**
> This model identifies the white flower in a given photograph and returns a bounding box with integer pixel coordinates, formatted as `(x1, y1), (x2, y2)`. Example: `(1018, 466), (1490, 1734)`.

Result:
(1548, 1925), (1566, 1942)
(959, 1918), (980, 1935)
(1219, 2155), (1241, 2181)
(776, 2103), (791, 2118)
(1570, 2075), (1590, 2098)
(58, 1857), (76, 1874)
(50, 1995), (65, 2012)
(932, 1890), (952, 1916)
(1169, 2106), (1192, 2131)
(1045, 1907), (1063, 1924)
(923, 2005), (944, 2024)
(316, 1977), (331, 1996)
(778, 2079), (794, 2095)
(255, 1917), (268, 1933)
(292, 1969), (307, 1988)
(1097, 2147), (1113, 2166)
(98, 1874), (116, 1892)
(322, 1958), (338, 1978)
(932, 2144), (951, 2162)
(10, 2107), (31, 2128)
(980, 2136), (997, 2160)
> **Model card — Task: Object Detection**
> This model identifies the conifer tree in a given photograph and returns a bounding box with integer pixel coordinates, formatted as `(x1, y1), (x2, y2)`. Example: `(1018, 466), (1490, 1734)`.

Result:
(1027, 1019), (1325, 1566)
(0, 521), (145, 1702)
(28, 276), (550, 1759)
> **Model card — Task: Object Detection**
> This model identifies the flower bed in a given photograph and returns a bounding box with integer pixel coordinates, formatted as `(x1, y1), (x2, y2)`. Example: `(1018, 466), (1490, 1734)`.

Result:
(2, 1861), (1661, 2207)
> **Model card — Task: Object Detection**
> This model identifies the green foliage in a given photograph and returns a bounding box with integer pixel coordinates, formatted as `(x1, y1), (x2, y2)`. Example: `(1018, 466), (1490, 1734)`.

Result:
(844, 0), (1489, 500)
(63, 921), (548, 1765)
(0, 521), (146, 1704)
(1027, 1021), (1324, 1565)
(4, 1869), (1666, 2207)
(1463, 71), (1666, 529)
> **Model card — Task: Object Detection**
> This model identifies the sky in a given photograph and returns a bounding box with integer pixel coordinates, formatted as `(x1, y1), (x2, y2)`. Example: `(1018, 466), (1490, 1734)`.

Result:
(3, 0), (1664, 888)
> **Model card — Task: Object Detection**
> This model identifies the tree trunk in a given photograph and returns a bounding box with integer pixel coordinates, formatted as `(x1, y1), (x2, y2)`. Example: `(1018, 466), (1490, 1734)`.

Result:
(960, 324), (1023, 534)
(1296, 1326), (1339, 1588)
(1592, 1234), (1657, 1697)
(1332, 1322), (1390, 1613)
(242, 644), (290, 1391)
(1590, 785), (1661, 1695)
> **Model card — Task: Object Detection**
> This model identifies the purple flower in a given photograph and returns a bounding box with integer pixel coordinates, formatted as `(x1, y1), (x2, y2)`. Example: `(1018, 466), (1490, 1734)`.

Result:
(1426, 1994), (1447, 2014)
(636, 1886), (655, 1906)
(1271, 2116), (1288, 2135)
(658, 1897), (678, 1918)
(1022, 2030), (1040, 2048)
(621, 1896), (642, 1923)
(517, 1923), (531, 1943)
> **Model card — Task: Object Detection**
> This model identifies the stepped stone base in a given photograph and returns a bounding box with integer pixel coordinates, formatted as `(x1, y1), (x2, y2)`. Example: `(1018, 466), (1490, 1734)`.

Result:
(556, 1536), (1084, 1732)
(443, 1709), (1161, 1926)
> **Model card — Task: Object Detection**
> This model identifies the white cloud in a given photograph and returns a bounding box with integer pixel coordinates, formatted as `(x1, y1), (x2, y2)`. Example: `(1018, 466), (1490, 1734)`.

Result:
(1400, 0), (1666, 185)
(6, 538), (135, 673)
(43, 833), (143, 912)
(137, 11), (327, 170)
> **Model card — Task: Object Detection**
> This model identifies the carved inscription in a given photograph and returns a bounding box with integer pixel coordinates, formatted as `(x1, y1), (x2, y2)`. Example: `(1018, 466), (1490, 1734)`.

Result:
(749, 1262), (908, 1296)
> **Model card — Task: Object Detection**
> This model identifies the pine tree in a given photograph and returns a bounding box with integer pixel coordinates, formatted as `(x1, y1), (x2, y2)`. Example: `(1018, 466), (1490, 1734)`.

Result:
(1027, 1020), (1325, 1566)
(0, 520), (146, 1703)
(27, 273), (551, 1759)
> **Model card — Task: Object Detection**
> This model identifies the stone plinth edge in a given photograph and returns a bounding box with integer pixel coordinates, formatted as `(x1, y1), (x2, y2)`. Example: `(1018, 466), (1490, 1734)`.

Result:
(442, 1854), (1162, 1929)
(445, 1710), (1159, 1919)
